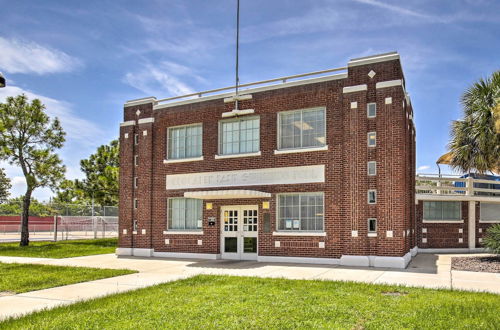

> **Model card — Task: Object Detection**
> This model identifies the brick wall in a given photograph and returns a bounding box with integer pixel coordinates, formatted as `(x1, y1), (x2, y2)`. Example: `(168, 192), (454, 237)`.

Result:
(119, 57), (415, 259)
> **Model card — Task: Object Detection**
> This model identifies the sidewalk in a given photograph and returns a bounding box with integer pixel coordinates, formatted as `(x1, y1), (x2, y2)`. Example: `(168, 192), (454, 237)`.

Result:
(0, 253), (498, 320)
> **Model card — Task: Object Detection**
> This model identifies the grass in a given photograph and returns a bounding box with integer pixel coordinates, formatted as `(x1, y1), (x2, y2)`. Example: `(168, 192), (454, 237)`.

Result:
(0, 262), (136, 294)
(0, 238), (117, 258)
(1, 275), (499, 329)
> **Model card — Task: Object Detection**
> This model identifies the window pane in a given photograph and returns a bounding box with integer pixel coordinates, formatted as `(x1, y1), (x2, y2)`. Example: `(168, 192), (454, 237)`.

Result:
(278, 193), (323, 231)
(368, 103), (376, 117)
(220, 117), (259, 155)
(481, 203), (500, 221)
(168, 198), (202, 230)
(423, 201), (461, 221)
(168, 125), (202, 159)
(279, 109), (325, 149)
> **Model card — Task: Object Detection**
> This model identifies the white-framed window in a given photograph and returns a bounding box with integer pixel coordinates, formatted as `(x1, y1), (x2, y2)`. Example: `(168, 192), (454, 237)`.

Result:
(367, 161), (377, 176)
(277, 192), (324, 231)
(134, 177), (138, 188)
(367, 132), (376, 147)
(423, 201), (461, 221)
(278, 107), (326, 150)
(134, 155), (138, 166)
(480, 203), (500, 222)
(134, 198), (138, 209)
(219, 116), (260, 155)
(368, 190), (377, 204)
(367, 103), (376, 118)
(133, 220), (138, 231)
(134, 134), (139, 145)
(168, 198), (203, 230)
(368, 218), (377, 233)
(167, 123), (202, 159)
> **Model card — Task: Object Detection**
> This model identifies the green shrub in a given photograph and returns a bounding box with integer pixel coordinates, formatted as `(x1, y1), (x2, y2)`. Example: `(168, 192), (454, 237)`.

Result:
(483, 223), (500, 254)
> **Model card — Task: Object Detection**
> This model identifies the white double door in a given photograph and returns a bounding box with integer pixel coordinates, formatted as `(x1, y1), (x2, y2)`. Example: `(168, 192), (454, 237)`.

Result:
(220, 205), (258, 260)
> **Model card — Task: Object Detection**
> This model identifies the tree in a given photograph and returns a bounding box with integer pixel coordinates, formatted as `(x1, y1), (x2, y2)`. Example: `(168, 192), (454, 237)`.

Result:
(0, 168), (11, 203)
(448, 71), (500, 174)
(76, 140), (119, 206)
(0, 94), (65, 246)
(483, 224), (500, 255)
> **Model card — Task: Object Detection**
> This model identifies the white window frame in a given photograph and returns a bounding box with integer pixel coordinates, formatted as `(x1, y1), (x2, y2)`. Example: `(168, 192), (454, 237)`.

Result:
(368, 218), (377, 234)
(166, 123), (203, 160)
(367, 132), (376, 147)
(367, 190), (377, 204)
(218, 116), (260, 156)
(277, 107), (326, 151)
(134, 134), (139, 145)
(134, 198), (138, 209)
(134, 155), (138, 166)
(134, 177), (138, 188)
(276, 192), (324, 232)
(367, 103), (376, 118)
(423, 201), (463, 223)
(480, 203), (500, 223)
(167, 198), (203, 231)
(367, 161), (377, 176)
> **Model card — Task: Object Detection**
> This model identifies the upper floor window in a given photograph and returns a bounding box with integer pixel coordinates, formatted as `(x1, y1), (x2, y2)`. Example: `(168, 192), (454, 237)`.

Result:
(278, 107), (326, 150)
(219, 116), (260, 155)
(168, 124), (202, 159)
(367, 103), (376, 118)
(134, 134), (139, 145)
(277, 193), (324, 231)
(168, 198), (203, 230)
(424, 201), (461, 221)
(367, 132), (376, 147)
(480, 203), (500, 222)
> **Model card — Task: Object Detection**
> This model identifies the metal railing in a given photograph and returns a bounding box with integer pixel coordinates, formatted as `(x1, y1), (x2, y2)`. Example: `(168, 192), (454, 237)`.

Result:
(416, 174), (500, 196)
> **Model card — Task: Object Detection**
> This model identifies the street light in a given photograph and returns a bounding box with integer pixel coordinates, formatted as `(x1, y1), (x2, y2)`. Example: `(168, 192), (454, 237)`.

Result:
(0, 72), (5, 88)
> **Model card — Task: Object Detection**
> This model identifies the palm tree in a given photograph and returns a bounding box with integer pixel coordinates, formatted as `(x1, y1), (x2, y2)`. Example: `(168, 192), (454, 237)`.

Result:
(447, 71), (500, 174)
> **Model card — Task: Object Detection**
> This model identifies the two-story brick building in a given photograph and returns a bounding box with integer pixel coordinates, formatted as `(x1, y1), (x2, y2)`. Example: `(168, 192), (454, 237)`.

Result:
(116, 52), (418, 268)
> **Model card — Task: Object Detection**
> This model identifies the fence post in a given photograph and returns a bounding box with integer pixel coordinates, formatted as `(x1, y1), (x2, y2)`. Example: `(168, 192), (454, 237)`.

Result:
(53, 216), (58, 242)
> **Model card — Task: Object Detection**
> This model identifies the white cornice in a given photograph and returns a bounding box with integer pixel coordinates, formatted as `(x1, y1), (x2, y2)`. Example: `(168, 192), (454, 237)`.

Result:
(376, 79), (403, 89)
(124, 97), (157, 107)
(348, 52), (400, 67)
(138, 117), (155, 124)
(120, 120), (135, 127)
(342, 84), (367, 94)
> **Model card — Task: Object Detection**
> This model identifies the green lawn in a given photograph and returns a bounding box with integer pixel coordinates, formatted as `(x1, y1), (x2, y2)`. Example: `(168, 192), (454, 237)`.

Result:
(0, 238), (117, 258)
(0, 262), (135, 294)
(1, 275), (499, 329)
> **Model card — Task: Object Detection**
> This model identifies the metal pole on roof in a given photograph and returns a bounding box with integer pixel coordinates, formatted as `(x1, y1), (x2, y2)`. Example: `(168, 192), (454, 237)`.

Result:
(234, 0), (240, 111)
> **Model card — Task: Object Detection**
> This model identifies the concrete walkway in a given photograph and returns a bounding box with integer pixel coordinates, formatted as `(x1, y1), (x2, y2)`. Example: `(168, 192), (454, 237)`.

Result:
(0, 253), (498, 320)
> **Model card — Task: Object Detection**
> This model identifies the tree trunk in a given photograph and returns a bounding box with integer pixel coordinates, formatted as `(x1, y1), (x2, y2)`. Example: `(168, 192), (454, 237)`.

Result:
(20, 189), (32, 246)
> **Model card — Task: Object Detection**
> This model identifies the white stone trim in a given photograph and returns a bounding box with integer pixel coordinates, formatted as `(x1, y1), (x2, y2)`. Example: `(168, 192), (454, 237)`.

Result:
(272, 231), (327, 237)
(120, 120), (136, 127)
(342, 84), (367, 94)
(350, 101), (358, 109)
(417, 248), (486, 254)
(257, 255), (339, 265)
(367, 232), (377, 237)
(340, 255), (369, 267)
(376, 79), (403, 89)
(164, 156), (204, 164)
(417, 194), (500, 203)
(138, 117), (155, 124)
(163, 231), (204, 235)
(152, 251), (220, 259)
(274, 241), (281, 247)
(341, 253), (412, 269)
(386, 230), (393, 238)
(165, 239), (170, 245)
(185, 190), (271, 200)
(422, 220), (464, 224)
(214, 151), (261, 159)
(153, 73), (348, 110)
(385, 97), (392, 104)
(222, 108), (255, 118)
(410, 246), (418, 257)
(318, 242), (325, 248)
(125, 96), (157, 106)
(224, 94), (252, 103)
(115, 248), (133, 256)
(351, 230), (358, 237)
(479, 220), (500, 223)
(133, 248), (154, 257)
(348, 52), (400, 67)
(274, 145), (328, 155)
(132, 231), (137, 235)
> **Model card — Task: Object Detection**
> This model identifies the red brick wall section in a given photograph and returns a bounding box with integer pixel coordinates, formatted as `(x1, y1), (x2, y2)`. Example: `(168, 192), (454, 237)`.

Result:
(118, 58), (416, 259)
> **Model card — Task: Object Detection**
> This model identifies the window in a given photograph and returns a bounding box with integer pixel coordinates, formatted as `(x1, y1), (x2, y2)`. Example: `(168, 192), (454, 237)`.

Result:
(134, 199), (138, 209)
(219, 117), (259, 155)
(423, 201), (461, 221)
(168, 198), (203, 230)
(367, 161), (376, 176)
(134, 134), (139, 145)
(133, 220), (138, 231)
(134, 177), (138, 188)
(277, 193), (324, 231)
(134, 155), (138, 166)
(367, 103), (376, 118)
(278, 107), (326, 149)
(480, 203), (500, 222)
(368, 190), (377, 204)
(368, 218), (377, 233)
(367, 132), (376, 147)
(167, 124), (202, 159)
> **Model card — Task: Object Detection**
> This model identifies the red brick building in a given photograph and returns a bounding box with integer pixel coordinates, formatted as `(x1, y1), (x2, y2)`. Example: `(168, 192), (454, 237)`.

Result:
(117, 52), (418, 268)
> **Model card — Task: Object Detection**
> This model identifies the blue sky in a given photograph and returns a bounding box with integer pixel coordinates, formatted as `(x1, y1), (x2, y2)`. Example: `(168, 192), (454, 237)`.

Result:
(0, 0), (499, 201)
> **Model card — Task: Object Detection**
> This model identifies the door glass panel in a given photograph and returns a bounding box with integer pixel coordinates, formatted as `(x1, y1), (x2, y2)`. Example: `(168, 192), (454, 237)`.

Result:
(243, 237), (257, 253)
(243, 209), (258, 232)
(224, 237), (238, 253)
(224, 210), (238, 232)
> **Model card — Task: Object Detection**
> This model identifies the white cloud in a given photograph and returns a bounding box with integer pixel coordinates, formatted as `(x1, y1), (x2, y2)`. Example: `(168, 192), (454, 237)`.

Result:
(0, 37), (82, 75)
(417, 165), (431, 171)
(352, 0), (439, 21)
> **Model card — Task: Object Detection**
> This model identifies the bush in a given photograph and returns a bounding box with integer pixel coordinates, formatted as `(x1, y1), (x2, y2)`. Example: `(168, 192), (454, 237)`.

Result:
(483, 224), (500, 255)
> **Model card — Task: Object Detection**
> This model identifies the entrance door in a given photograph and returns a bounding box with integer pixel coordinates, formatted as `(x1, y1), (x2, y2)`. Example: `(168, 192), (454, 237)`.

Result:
(221, 205), (258, 260)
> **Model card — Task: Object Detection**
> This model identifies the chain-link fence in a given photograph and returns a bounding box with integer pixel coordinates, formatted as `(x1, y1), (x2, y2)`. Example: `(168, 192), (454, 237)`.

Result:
(0, 202), (118, 242)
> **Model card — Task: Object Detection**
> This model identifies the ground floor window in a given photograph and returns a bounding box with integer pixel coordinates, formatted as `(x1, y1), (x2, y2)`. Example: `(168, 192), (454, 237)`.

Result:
(423, 201), (461, 221)
(480, 203), (500, 222)
(277, 193), (324, 231)
(168, 198), (202, 230)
